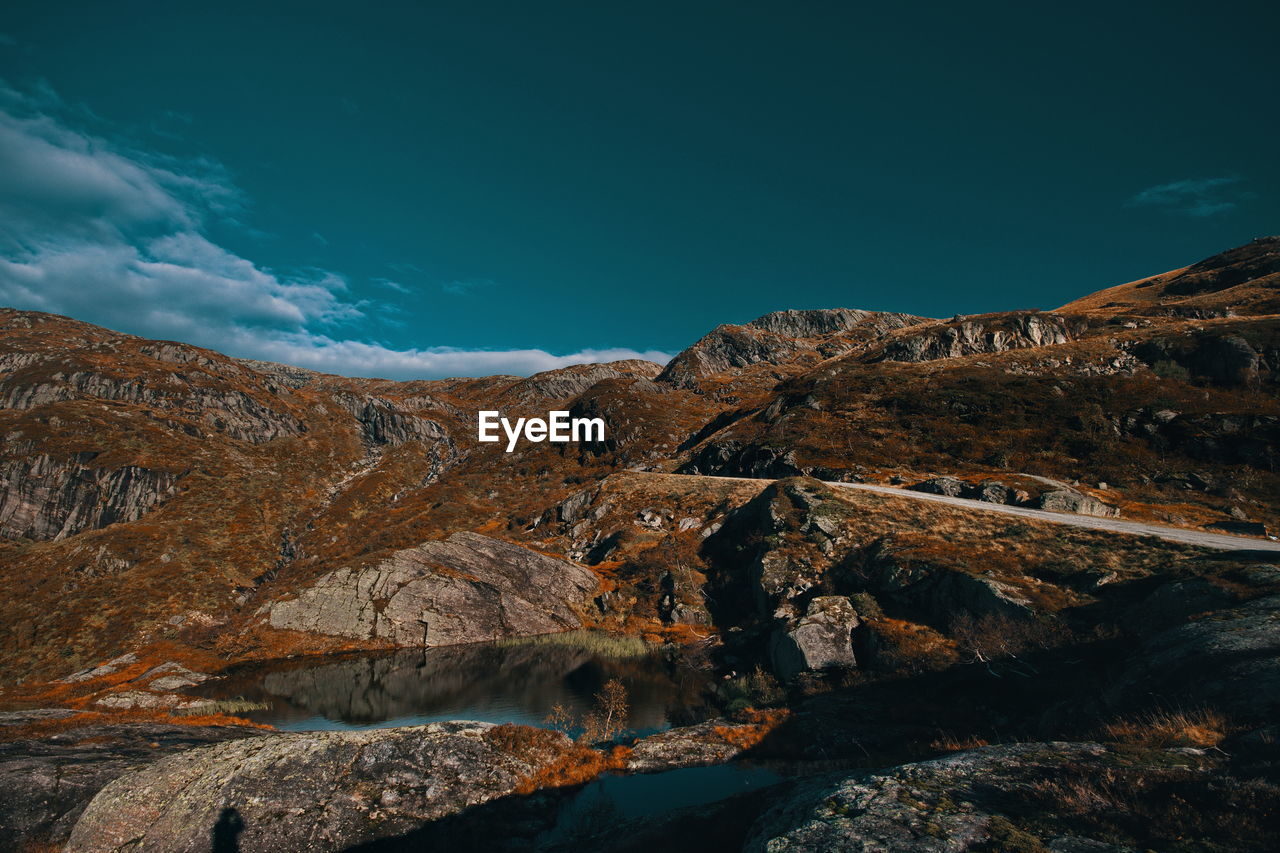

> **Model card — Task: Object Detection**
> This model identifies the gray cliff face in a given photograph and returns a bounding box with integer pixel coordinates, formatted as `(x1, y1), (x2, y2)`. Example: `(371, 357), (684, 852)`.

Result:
(64, 722), (564, 853)
(265, 531), (599, 645)
(865, 311), (1088, 364)
(331, 391), (454, 448)
(0, 369), (305, 444)
(0, 452), (180, 540)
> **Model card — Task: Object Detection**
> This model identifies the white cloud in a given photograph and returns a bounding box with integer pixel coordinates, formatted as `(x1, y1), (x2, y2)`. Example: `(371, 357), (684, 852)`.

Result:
(1128, 177), (1250, 218)
(0, 84), (671, 379)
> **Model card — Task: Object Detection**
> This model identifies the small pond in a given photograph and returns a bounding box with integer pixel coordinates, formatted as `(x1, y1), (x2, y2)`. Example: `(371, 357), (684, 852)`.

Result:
(194, 633), (716, 736)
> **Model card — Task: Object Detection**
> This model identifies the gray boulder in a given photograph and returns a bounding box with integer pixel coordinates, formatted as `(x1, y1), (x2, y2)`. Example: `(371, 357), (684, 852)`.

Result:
(1031, 489), (1119, 518)
(266, 532), (599, 646)
(770, 596), (860, 680)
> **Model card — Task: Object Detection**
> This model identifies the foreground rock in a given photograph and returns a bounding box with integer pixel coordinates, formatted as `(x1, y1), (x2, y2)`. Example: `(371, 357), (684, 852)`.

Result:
(0, 714), (261, 851)
(744, 742), (1234, 852)
(1110, 592), (1280, 719)
(265, 532), (599, 645)
(66, 721), (567, 853)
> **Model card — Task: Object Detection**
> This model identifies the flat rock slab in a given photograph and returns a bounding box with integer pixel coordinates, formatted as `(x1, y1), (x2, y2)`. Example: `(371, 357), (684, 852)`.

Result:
(0, 717), (262, 851)
(65, 721), (565, 853)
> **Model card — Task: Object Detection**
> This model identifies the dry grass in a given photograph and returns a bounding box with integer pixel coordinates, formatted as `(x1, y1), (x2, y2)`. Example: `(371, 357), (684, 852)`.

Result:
(485, 723), (631, 795)
(712, 707), (790, 750)
(929, 731), (991, 752)
(1102, 708), (1230, 749)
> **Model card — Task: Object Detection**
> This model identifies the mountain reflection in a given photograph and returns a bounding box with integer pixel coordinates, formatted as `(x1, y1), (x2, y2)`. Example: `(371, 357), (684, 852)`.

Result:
(196, 637), (713, 734)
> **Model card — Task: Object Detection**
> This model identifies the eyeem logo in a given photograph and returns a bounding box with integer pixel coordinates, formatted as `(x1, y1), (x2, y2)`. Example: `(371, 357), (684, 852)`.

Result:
(478, 410), (605, 453)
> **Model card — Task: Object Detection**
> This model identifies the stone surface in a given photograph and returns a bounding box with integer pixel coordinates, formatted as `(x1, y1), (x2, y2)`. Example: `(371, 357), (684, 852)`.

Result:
(0, 453), (180, 541)
(0, 717), (261, 851)
(1031, 488), (1120, 518)
(625, 719), (752, 773)
(64, 721), (565, 853)
(865, 311), (1086, 364)
(1110, 593), (1280, 719)
(266, 532), (599, 646)
(770, 596), (860, 680)
(743, 742), (1192, 853)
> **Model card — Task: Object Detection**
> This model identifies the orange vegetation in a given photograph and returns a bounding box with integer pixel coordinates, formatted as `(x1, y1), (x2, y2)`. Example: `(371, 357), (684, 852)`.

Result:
(713, 707), (790, 751)
(484, 723), (632, 794)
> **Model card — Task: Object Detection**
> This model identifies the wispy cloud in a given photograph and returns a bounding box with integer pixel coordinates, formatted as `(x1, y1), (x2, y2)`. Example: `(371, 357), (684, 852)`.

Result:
(0, 82), (671, 379)
(372, 277), (410, 294)
(1127, 176), (1252, 218)
(440, 278), (493, 296)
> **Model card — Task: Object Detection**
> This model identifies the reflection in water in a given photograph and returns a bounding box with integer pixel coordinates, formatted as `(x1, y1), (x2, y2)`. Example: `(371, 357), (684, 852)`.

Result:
(196, 637), (714, 734)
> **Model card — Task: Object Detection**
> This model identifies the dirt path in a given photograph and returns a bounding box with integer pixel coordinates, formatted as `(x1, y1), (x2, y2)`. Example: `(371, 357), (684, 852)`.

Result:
(664, 473), (1280, 553)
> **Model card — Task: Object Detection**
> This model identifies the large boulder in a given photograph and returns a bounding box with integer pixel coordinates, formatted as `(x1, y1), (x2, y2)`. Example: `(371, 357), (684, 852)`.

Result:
(65, 722), (568, 853)
(1030, 489), (1119, 518)
(265, 532), (599, 646)
(770, 596), (860, 680)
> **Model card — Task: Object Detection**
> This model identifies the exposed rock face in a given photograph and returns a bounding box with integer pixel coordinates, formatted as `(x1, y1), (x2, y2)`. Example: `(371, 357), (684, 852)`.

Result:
(1132, 331), (1273, 388)
(769, 595), (859, 680)
(501, 359), (665, 403)
(710, 478), (850, 622)
(658, 309), (925, 387)
(0, 453), (180, 540)
(265, 532), (599, 645)
(1110, 593), (1280, 719)
(0, 370), (305, 444)
(0, 716), (261, 851)
(864, 311), (1087, 364)
(743, 742), (1209, 853)
(862, 540), (1033, 624)
(332, 392), (454, 448)
(65, 722), (565, 853)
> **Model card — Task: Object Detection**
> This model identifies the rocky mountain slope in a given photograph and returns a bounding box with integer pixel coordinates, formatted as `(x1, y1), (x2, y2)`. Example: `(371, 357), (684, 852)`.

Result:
(2, 237), (1279, 851)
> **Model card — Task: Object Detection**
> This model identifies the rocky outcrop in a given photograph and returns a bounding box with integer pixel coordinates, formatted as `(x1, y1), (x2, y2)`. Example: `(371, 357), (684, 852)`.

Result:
(625, 719), (759, 773)
(502, 359), (665, 403)
(864, 311), (1087, 364)
(332, 392), (453, 448)
(265, 532), (599, 646)
(0, 453), (180, 540)
(1109, 593), (1280, 720)
(64, 721), (567, 853)
(0, 371), (305, 444)
(769, 596), (860, 680)
(743, 742), (1218, 852)
(1132, 330), (1274, 388)
(658, 309), (925, 387)
(0, 715), (261, 851)
(862, 541), (1034, 624)
(906, 477), (1118, 517)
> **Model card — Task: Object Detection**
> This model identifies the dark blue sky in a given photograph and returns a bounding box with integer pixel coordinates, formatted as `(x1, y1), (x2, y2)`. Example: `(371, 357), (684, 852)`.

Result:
(0, 1), (1276, 377)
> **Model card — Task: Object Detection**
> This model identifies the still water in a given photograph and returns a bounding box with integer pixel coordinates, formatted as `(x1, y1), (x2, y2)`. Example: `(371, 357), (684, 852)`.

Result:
(195, 634), (715, 736)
